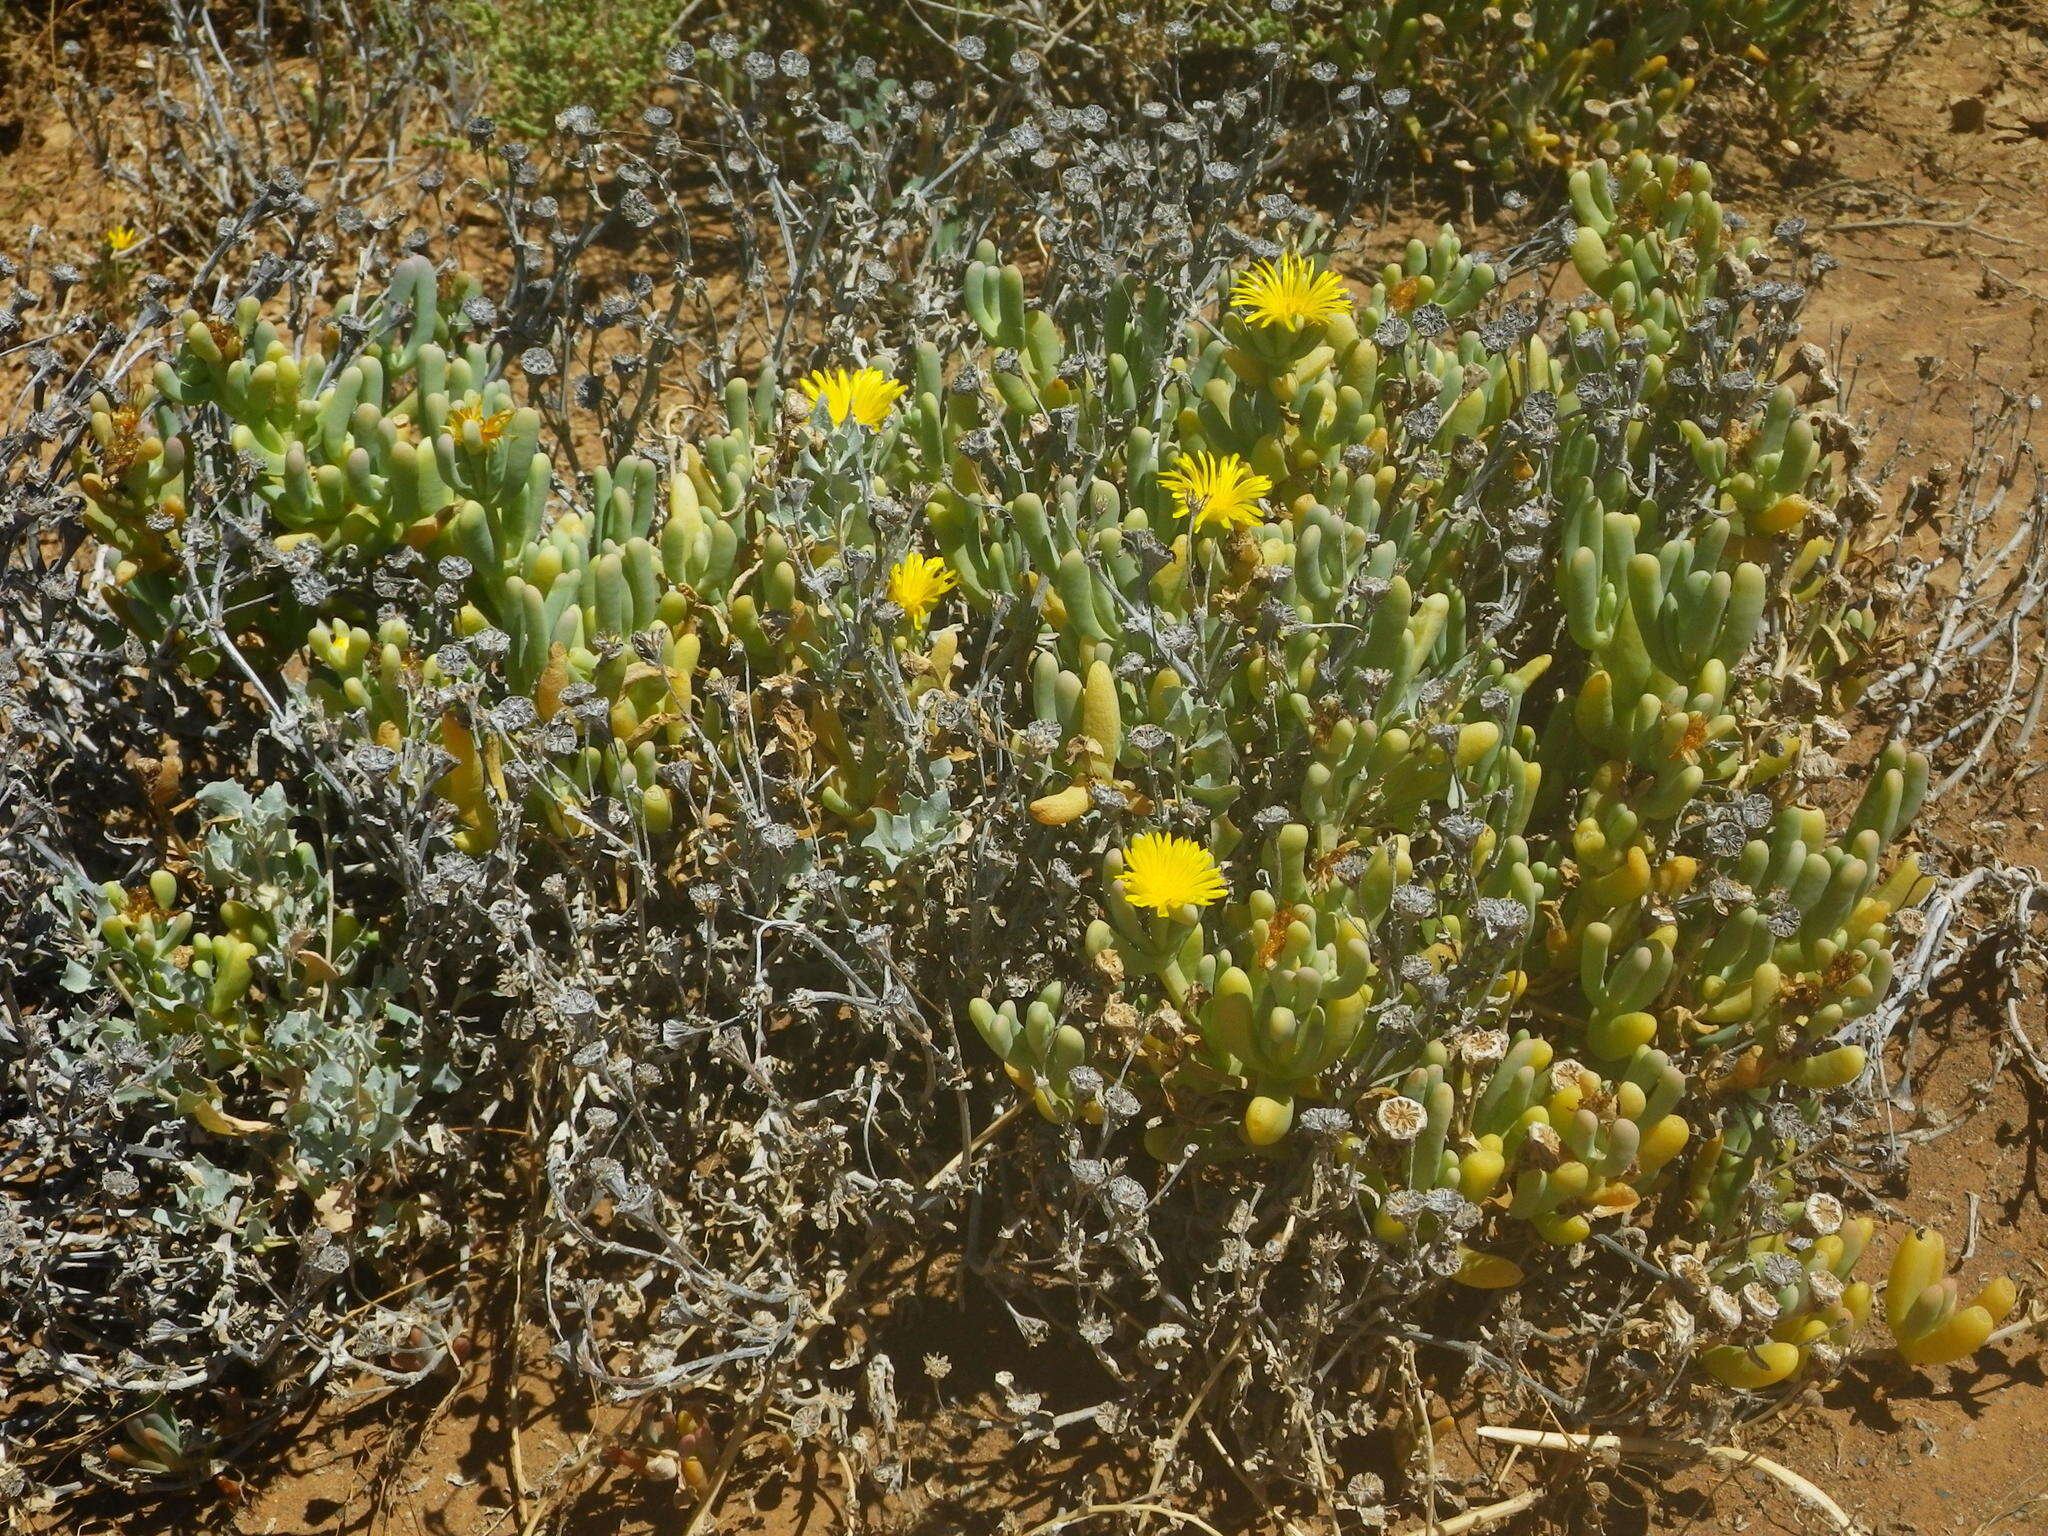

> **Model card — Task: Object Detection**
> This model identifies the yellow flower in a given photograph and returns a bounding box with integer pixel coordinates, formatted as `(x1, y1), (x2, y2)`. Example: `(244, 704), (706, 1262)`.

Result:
(1118, 832), (1228, 916)
(887, 552), (957, 627)
(1159, 451), (1272, 532)
(801, 366), (906, 429)
(1231, 254), (1352, 329)
(448, 400), (516, 445)
(104, 224), (142, 254)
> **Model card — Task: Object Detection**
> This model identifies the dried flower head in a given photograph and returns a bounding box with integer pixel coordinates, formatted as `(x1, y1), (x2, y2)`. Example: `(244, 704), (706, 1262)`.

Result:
(1703, 1286), (1744, 1331)
(1375, 1095), (1428, 1142)
(1798, 1192), (1843, 1236)
(1667, 1252), (1712, 1293)
(1739, 1282), (1781, 1324)
(1457, 1029), (1509, 1066)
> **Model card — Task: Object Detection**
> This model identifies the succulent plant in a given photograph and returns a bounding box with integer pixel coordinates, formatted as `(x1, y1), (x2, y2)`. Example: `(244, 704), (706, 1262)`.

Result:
(1887, 1226), (2019, 1367)
(51, 779), (424, 1195)
(61, 146), (2012, 1488)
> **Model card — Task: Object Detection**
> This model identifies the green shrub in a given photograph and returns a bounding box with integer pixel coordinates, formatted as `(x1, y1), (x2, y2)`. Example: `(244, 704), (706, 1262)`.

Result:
(454, 0), (682, 139)
(1179, 0), (1834, 172)
(744, 0), (1833, 176)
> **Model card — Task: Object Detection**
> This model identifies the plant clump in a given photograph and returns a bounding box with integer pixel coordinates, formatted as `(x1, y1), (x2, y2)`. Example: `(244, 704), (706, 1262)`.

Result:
(18, 138), (2015, 1514)
(2, 3), (2036, 1524)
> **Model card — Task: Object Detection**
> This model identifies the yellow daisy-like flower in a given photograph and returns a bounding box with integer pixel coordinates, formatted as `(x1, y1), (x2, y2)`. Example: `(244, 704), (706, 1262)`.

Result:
(1118, 832), (1229, 916)
(887, 552), (957, 627)
(1159, 451), (1273, 533)
(448, 400), (516, 446)
(104, 224), (142, 254)
(801, 366), (906, 429)
(1230, 254), (1352, 330)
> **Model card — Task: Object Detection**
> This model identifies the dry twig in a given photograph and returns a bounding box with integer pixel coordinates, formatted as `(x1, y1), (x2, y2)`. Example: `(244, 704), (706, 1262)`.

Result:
(1477, 1425), (1865, 1535)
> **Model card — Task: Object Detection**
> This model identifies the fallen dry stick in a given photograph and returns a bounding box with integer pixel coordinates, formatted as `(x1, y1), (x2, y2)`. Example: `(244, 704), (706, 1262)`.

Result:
(1019, 1500), (1230, 1536)
(1477, 1425), (1865, 1535)
(1389, 1487), (1542, 1535)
